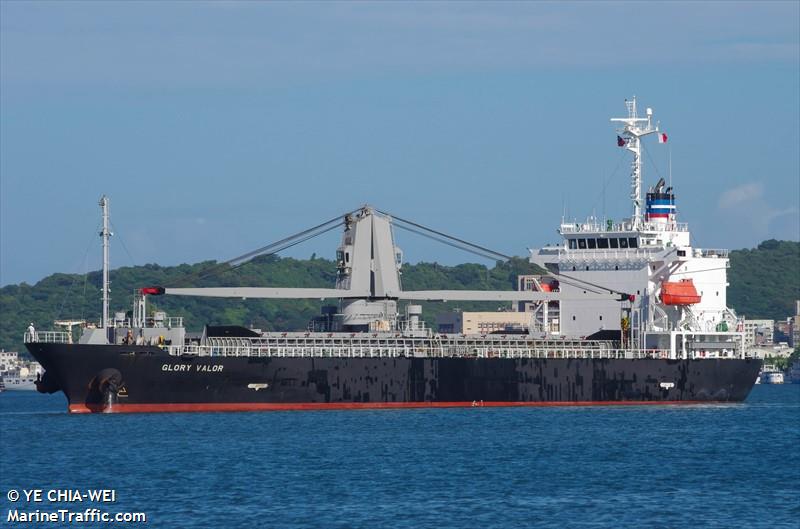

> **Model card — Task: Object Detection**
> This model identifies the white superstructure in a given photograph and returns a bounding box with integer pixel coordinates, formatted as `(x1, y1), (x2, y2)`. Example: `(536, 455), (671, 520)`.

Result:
(530, 98), (745, 360)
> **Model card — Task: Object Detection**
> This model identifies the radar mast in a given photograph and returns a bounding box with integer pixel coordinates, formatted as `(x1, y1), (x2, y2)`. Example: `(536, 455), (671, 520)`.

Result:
(610, 97), (660, 230)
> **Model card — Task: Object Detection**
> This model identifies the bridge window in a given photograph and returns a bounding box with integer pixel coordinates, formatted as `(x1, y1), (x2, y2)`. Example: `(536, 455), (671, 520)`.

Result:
(578, 239), (587, 249)
(619, 238), (629, 248)
(597, 238), (609, 249)
(628, 238), (638, 248)
(610, 238), (619, 249)
(568, 239), (577, 250)
(587, 239), (597, 249)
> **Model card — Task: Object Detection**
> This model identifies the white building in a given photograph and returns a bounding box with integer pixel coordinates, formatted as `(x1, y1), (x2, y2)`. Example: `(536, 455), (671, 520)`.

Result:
(0, 350), (20, 372)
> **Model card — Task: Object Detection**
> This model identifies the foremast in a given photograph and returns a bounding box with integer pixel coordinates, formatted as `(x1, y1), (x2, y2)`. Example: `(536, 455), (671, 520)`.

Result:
(99, 196), (112, 330)
(610, 97), (661, 231)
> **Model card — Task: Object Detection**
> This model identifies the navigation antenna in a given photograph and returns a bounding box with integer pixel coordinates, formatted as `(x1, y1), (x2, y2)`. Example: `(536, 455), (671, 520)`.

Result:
(99, 195), (112, 329)
(610, 97), (660, 230)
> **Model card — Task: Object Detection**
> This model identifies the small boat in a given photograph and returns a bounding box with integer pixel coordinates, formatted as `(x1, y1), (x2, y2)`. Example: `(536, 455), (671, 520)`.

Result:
(1, 373), (38, 391)
(759, 364), (785, 385)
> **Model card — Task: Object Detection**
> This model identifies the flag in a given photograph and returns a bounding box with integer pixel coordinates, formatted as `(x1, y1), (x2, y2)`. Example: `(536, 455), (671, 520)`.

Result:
(658, 132), (668, 144)
(617, 135), (626, 147)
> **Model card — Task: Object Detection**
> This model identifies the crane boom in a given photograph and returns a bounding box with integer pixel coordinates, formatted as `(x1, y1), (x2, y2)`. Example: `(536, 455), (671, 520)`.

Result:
(147, 207), (630, 308)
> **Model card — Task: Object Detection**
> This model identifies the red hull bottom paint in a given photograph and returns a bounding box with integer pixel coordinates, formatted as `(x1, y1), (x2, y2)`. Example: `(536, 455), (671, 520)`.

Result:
(68, 400), (717, 414)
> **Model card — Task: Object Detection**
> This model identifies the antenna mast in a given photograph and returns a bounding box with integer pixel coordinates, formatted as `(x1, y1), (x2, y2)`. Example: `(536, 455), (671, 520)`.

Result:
(610, 97), (659, 230)
(99, 195), (112, 329)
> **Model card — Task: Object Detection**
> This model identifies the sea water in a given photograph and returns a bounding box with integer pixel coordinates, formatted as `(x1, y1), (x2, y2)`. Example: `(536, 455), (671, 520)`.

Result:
(1, 385), (798, 528)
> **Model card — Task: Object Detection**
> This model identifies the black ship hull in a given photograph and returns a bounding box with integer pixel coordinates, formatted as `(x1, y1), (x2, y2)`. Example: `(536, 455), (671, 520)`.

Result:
(26, 343), (762, 413)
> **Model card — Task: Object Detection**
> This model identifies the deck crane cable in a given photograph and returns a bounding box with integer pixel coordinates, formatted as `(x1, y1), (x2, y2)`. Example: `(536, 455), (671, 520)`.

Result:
(167, 207), (630, 298)
(170, 212), (354, 287)
(225, 218), (345, 268)
(378, 211), (513, 261)
(391, 223), (507, 263)
(380, 210), (627, 297)
(227, 221), (344, 271)
(546, 272), (622, 296)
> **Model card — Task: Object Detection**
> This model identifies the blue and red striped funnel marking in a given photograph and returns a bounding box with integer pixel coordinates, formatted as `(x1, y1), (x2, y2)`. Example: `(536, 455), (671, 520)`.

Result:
(645, 192), (675, 222)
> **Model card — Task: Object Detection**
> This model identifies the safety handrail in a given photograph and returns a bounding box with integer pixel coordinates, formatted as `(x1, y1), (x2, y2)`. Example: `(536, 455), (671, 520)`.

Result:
(24, 331), (70, 344)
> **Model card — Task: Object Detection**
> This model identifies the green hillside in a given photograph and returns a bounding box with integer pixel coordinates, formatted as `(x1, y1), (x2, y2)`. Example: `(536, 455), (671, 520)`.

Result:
(2, 240), (797, 356)
(727, 239), (800, 321)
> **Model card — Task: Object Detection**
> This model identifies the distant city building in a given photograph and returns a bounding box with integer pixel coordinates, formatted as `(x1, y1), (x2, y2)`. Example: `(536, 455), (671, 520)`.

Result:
(437, 311), (532, 334)
(793, 300), (800, 347)
(775, 319), (793, 344)
(0, 350), (19, 372)
(743, 319), (774, 349)
(0, 350), (41, 379)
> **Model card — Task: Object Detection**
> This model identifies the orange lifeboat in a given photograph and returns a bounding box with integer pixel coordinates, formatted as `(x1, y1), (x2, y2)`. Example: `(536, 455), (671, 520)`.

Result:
(661, 279), (701, 305)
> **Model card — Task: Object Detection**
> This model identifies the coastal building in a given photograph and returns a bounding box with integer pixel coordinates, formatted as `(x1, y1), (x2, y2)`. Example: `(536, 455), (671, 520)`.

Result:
(743, 319), (774, 349)
(0, 350), (20, 371)
(775, 319), (794, 344)
(437, 310), (532, 334)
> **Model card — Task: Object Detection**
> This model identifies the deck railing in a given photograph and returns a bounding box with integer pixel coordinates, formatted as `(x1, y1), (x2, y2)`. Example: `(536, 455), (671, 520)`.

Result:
(23, 330), (740, 360)
(24, 331), (70, 343)
(163, 340), (676, 360)
(144, 316), (184, 328)
(559, 221), (689, 234)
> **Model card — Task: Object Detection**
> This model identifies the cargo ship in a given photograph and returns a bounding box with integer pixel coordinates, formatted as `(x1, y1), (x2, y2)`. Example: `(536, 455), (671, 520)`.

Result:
(25, 98), (761, 413)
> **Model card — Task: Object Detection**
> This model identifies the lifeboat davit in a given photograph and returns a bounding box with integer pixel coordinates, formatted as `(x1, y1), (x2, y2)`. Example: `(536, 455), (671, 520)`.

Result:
(661, 279), (701, 305)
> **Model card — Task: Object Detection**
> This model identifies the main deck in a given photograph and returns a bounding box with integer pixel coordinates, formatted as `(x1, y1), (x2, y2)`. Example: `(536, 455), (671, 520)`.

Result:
(26, 330), (743, 360)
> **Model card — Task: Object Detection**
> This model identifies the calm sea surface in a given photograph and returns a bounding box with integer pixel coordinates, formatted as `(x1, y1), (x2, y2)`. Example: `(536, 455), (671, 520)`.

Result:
(1, 385), (798, 528)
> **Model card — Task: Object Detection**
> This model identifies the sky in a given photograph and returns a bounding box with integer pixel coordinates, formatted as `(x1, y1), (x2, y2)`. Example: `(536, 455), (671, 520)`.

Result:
(1, 1), (798, 286)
